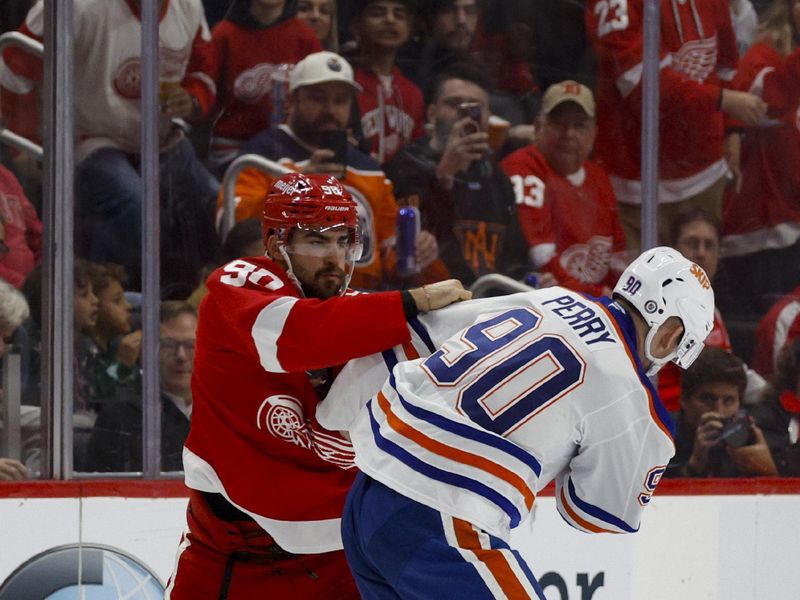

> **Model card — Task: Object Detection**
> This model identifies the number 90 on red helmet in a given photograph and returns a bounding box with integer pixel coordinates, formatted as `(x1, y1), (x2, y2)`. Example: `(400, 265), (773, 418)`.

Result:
(262, 173), (363, 260)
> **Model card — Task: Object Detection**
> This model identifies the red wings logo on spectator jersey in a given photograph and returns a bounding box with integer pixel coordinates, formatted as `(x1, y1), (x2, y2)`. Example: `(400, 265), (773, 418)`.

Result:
(256, 395), (356, 469)
(234, 63), (293, 104)
(671, 37), (718, 83)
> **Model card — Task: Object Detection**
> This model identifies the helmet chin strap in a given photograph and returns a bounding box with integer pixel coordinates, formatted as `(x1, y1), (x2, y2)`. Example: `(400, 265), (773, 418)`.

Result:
(644, 326), (678, 376)
(278, 245), (307, 298)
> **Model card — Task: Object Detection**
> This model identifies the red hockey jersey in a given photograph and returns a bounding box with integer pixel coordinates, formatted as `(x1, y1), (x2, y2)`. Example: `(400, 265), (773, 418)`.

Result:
(585, 0), (738, 205)
(722, 43), (800, 257)
(200, 12), (321, 166)
(753, 286), (800, 378)
(183, 256), (411, 553)
(354, 65), (426, 165)
(501, 145), (627, 296)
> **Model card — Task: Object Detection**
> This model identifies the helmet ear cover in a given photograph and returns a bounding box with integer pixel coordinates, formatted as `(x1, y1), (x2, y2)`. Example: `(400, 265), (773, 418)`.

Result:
(613, 246), (715, 375)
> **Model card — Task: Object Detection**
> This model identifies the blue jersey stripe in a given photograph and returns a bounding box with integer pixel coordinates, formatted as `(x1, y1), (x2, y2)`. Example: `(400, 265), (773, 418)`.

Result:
(591, 296), (676, 439)
(381, 348), (398, 373)
(408, 316), (436, 353)
(367, 400), (522, 527)
(567, 477), (638, 533)
(388, 374), (542, 477)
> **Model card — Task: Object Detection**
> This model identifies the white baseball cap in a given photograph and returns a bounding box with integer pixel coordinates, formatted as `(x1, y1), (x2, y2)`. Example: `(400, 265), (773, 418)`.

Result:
(289, 51), (362, 93)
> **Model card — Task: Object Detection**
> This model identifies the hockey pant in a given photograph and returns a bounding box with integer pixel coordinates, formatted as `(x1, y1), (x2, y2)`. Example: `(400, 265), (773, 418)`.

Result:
(165, 490), (360, 600)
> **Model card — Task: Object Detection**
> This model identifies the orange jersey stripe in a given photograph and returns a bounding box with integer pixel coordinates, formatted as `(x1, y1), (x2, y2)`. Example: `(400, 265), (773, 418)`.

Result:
(375, 392), (536, 510)
(451, 517), (530, 599)
(401, 339), (420, 360)
(559, 486), (619, 534)
(593, 301), (675, 446)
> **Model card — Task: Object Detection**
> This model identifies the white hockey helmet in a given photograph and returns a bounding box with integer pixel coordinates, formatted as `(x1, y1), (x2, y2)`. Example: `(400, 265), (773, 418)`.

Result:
(613, 246), (715, 375)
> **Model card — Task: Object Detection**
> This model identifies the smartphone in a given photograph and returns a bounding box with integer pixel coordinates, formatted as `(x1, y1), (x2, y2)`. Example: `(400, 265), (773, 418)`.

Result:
(457, 101), (482, 136)
(319, 129), (349, 165)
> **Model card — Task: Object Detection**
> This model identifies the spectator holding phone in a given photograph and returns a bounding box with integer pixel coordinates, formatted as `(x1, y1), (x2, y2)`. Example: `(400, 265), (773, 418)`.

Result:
(386, 61), (529, 286)
(227, 51), (438, 290)
(666, 346), (777, 478)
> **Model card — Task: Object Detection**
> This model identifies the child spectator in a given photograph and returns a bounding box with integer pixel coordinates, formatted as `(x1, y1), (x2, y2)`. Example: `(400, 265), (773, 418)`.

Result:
(88, 301), (196, 472)
(349, 0), (425, 164)
(84, 262), (142, 405)
(201, 0), (322, 172)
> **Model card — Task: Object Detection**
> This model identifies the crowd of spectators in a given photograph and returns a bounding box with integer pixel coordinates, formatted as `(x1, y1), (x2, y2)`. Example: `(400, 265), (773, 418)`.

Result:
(0, 0), (797, 478)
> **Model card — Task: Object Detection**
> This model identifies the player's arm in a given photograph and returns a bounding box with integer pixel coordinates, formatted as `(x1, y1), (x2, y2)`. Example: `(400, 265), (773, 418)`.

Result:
(555, 389), (675, 534)
(207, 260), (469, 373)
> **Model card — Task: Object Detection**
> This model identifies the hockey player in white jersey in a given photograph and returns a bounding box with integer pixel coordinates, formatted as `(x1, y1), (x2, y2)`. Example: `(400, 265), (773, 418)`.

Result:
(331, 247), (715, 599)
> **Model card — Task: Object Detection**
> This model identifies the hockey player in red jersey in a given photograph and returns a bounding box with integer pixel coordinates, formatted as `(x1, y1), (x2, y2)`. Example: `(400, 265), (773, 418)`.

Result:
(165, 172), (470, 599)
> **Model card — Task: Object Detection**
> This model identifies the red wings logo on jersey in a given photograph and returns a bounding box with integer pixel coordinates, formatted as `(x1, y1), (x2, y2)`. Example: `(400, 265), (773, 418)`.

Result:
(234, 62), (292, 104)
(256, 395), (356, 469)
(671, 37), (718, 83)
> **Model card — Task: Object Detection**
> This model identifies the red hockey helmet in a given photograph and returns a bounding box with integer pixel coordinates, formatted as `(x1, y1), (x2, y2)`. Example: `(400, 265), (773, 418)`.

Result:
(263, 173), (359, 243)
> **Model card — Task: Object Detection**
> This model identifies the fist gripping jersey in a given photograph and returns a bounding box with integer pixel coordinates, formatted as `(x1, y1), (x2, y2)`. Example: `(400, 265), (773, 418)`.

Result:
(501, 144), (628, 295)
(184, 255), (411, 553)
(320, 288), (675, 541)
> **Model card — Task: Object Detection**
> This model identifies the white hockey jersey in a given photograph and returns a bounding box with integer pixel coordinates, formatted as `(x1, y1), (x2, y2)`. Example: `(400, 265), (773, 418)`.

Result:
(319, 287), (676, 542)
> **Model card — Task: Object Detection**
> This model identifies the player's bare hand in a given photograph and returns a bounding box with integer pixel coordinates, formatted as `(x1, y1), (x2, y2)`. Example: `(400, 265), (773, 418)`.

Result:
(0, 457), (27, 481)
(409, 279), (472, 312)
(117, 330), (143, 368)
(726, 425), (778, 476)
(303, 149), (345, 179)
(415, 230), (439, 270)
(720, 90), (767, 127)
(162, 86), (195, 120)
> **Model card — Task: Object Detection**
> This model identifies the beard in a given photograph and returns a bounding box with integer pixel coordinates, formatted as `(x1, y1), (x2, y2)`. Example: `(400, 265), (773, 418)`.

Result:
(303, 265), (346, 299)
(291, 115), (345, 147)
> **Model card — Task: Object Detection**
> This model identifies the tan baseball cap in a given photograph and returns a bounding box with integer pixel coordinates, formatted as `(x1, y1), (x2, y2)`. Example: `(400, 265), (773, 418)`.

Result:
(541, 80), (595, 118)
(289, 51), (362, 93)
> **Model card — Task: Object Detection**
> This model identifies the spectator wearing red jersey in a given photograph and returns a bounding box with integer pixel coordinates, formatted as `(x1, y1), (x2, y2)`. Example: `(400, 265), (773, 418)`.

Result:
(349, 0), (425, 164)
(584, 0), (767, 255)
(753, 286), (800, 379)
(200, 0), (322, 172)
(501, 81), (627, 297)
(717, 0), (800, 308)
(0, 164), (41, 289)
(166, 172), (470, 599)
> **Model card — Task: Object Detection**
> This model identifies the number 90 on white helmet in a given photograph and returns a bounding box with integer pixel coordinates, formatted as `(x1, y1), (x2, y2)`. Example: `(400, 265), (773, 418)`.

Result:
(613, 246), (715, 375)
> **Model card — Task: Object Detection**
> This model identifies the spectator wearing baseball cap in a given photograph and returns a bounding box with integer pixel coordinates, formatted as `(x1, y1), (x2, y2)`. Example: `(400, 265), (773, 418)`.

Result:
(501, 80), (629, 297)
(348, 0), (426, 165)
(222, 50), (440, 291)
(199, 0), (322, 174)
